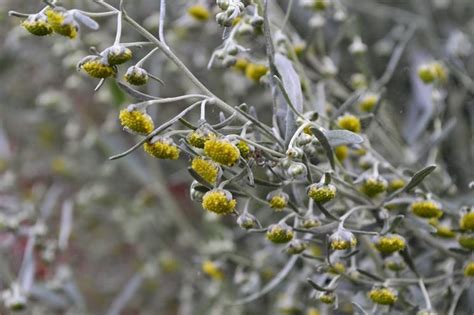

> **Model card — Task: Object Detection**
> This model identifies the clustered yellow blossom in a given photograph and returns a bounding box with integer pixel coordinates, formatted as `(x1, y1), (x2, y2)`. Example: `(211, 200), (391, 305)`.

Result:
(267, 191), (289, 210)
(307, 183), (336, 203)
(191, 157), (219, 184)
(80, 56), (116, 79)
(464, 262), (474, 277)
(358, 93), (379, 112)
(124, 66), (149, 86)
(388, 178), (405, 191)
(460, 210), (474, 231)
(204, 136), (240, 166)
(368, 287), (397, 305)
(329, 229), (357, 250)
(119, 108), (154, 135)
(236, 140), (251, 158)
(373, 234), (406, 254)
(335, 145), (349, 161)
(201, 189), (236, 215)
(201, 260), (224, 280)
(337, 114), (361, 133)
(105, 45), (133, 65)
(360, 176), (387, 197)
(45, 8), (78, 39)
(187, 5), (210, 21)
(266, 223), (294, 244)
(458, 233), (474, 250)
(318, 292), (336, 304)
(418, 61), (447, 84)
(429, 219), (455, 238)
(245, 63), (269, 82)
(410, 200), (443, 219)
(22, 14), (52, 36)
(143, 137), (180, 160)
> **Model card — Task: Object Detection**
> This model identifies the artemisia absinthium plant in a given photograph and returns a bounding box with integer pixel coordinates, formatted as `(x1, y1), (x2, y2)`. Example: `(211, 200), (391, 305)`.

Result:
(7, 0), (474, 314)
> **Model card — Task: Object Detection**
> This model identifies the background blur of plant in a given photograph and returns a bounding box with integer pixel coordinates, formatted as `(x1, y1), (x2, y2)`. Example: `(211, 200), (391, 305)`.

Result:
(0, 0), (473, 315)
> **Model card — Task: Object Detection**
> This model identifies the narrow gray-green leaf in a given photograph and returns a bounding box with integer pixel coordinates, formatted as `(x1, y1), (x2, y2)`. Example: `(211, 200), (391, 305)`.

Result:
(310, 127), (335, 169)
(307, 278), (334, 292)
(324, 130), (364, 147)
(402, 165), (436, 193)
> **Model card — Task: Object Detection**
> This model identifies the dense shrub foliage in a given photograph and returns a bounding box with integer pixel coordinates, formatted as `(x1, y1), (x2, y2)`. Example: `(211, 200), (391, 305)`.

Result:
(1, 0), (473, 314)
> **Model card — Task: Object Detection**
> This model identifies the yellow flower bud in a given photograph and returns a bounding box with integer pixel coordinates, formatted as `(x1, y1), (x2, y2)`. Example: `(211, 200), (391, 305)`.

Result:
(143, 137), (180, 160)
(368, 287), (397, 305)
(266, 223), (294, 244)
(360, 176), (387, 197)
(45, 8), (78, 39)
(358, 93), (379, 112)
(245, 63), (269, 82)
(234, 58), (249, 72)
(202, 189), (236, 215)
(119, 108), (154, 135)
(187, 125), (214, 149)
(104, 45), (133, 65)
(337, 114), (361, 133)
(417, 64), (436, 84)
(464, 261), (474, 277)
(318, 292), (336, 304)
(458, 233), (474, 250)
(267, 191), (289, 210)
(187, 5), (210, 21)
(410, 200), (443, 219)
(307, 183), (336, 203)
(428, 219), (455, 238)
(373, 234), (406, 254)
(202, 260), (224, 280)
(124, 66), (149, 86)
(388, 178), (405, 192)
(236, 140), (251, 158)
(79, 56), (116, 79)
(329, 229), (357, 250)
(204, 136), (240, 166)
(460, 210), (474, 231)
(191, 157), (220, 184)
(335, 145), (349, 161)
(22, 14), (52, 36)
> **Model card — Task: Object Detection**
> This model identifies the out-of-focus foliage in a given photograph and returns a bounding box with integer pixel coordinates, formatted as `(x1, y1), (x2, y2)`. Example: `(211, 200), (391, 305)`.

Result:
(0, 0), (473, 315)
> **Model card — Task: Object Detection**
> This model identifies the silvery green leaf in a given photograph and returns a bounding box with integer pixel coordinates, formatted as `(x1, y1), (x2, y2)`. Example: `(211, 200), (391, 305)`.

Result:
(72, 10), (99, 30)
(402, 164), (436, 193)
(324, 130), (364, 147)
(310, 127), (335, 169)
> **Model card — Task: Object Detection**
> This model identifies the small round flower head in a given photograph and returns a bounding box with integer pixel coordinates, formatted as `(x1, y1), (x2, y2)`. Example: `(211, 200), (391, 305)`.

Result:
(45, 7), (78, 39)
(368, 287), (397, 305)
(104, 45), (133, 65)
(202, 189), (236, 215)
(318, 292), (336, 305)
(460, 209), (474, 231)
(335, 145), (349, 161)
(204, 136), (240, 166)
(350, 73), (368, 90)
(234, 58), (249, 72)
(337, 114), (361, 133)
(190, 181), (207, 202)
(78, 55), (116, 79)
(187, 5), (210, 21)
(237, 212), (259, 230)
(187, 125), (214, 149)
(410, 200), (443, 219)
(266, 191), (289, 211)
(266, 223), (294, 244)
(124, 66), (149, 86)
(143, 136), (180, 160)
(464, 261), (474, 277)
(119, 107), (154, 135)
(286, 162), (308, 179)
(358, 93), (379, 112)
(307, 183), (337, 203)
(431, 62), (447, 81)
(329, 229), (357, 250)
(236, 140), (252, 159)
(302, 217), (321, 229)
(328, 262), (346, 274)
(373, 234), (406, 254)
(360, 175), (388, 198)
(201, 260), (224, 280)
(384, 254), (406, 271)
(245, 63), (269, 82)
(313, 0), (330, 11)
(458, 233), (474, 250)
(428, 219), (456, 238)
(388, 178), (405, 192)
(22, 13), (53, 36)
(191, 157), (220, 184)
(418, 64), (436, 83)
(286, 239), (308, 255)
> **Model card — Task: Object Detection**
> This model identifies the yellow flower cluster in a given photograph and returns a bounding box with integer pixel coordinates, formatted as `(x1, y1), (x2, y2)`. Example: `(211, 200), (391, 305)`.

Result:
(201, 189), (236, 215)
(204, 137), (240, 166)
(124, 66), (148, 86)
(105, 45), (133, 65)
(245, 63), (269, 82)
(360, 176), (387, 197)
(187, 5), (210, 21)
(460, 211), (474, 231)
(119, 108), (154, 135)
(464, 262), (474, 277)
(201, 260), (224, 280)
(418, 61), (447, 84)
(388, 178), (405, 191)
(358, 93), (379, 112)
(429, 219), (456, 238)
(266, 223), (294, 244)
(143, 137), (180, 160)
(337, 114), (361, 133)
(374, 234), (406, 254)
(269, 195), (288, 210)
(329, 229), (357, 250)
(45, 8), (77, 39)
(318, 292), (336, 304)
(80, 57), (116, 79)
(307, 183), (337, 203)
(368, 287), (397, 305)
(410, 200), (443, 219)
(236, 140), (251, 158)
(191, 157), (219, 184)
(458, 233), (474, 250)
(22, 14), (52, 36)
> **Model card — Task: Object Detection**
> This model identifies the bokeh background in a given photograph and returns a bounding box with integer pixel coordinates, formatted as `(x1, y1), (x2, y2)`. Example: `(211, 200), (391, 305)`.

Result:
(0, 0), (473, 314)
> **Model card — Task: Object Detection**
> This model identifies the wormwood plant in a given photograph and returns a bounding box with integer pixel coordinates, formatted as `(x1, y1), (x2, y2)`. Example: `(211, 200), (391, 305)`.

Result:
(5, 0), (474, 314)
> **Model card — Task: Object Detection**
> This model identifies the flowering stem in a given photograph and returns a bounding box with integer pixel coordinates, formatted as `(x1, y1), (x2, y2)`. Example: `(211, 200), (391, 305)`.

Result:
(158, 0), (169, 50)
(113, 10), (123, 45)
